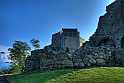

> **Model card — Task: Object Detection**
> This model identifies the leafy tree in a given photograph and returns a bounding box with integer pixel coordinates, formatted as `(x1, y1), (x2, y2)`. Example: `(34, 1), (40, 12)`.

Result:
(30, 38), (40, 49)
(8, 41), (31, 73)
(66, 47), (71, 52)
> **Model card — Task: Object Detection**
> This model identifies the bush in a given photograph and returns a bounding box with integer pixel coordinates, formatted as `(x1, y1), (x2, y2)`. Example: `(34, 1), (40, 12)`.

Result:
(66, 47), (71, 52)
(0, 68), (11, 74)
(0, 66), (21, 74)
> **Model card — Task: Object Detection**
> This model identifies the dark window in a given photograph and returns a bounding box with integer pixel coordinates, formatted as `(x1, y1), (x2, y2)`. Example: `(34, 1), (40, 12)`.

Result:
(65, 33), (67, 36)
(111, 24), (113, 26)
(69, 33), (72, 36)
(64, 38), (67, 39)
(116, 38), (119, 40)
(73, 33), (76, 36)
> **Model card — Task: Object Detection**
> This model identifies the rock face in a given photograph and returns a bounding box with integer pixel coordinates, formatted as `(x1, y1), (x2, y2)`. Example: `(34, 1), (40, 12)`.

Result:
(24, 0), (124, 72)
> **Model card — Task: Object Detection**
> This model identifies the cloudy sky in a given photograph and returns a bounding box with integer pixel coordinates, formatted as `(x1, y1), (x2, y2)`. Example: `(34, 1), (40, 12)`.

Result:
(0, 46), (10, 70)
(0, 0), (115, 70)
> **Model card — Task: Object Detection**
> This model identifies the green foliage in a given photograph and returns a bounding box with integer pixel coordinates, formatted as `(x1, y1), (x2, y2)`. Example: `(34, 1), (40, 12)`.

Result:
(30, 38), (40, 50)
(8, 41), (31, 73)
(0, 68), (11, 75)
(66, 47), (71, 52)
(0, 67), (20, 74)
(8, 67), (124, 83)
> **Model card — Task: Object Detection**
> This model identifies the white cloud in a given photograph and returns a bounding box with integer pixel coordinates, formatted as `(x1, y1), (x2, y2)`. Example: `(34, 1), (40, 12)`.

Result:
(0, 45), (11, 71)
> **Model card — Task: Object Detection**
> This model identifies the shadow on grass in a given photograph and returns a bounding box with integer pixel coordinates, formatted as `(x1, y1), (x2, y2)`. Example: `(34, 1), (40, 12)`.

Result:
(9, 69), (78, 83)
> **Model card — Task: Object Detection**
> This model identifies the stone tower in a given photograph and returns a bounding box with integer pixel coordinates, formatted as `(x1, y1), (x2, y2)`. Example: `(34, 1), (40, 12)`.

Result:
(86, 0), (124, 49)
(51, 28), (84, 52)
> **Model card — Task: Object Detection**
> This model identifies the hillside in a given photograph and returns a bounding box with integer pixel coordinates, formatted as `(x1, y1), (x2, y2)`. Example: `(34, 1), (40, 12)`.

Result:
(8, 67), (124, 83)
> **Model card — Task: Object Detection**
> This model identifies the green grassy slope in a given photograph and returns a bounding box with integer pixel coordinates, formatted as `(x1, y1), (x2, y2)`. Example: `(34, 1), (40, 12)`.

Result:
(9, 67), (124, 83)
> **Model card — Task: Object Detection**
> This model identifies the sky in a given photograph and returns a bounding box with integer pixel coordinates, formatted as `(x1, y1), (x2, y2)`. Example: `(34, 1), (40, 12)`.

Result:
(0, 0), (115, 70)
(0, 46), (10, 70)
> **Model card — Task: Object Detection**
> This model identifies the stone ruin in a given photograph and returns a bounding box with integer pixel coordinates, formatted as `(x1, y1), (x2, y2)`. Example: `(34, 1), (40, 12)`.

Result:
(86, 0), (124, 48)
(51, 28), (84, 52)
(24, 0), (124, 72)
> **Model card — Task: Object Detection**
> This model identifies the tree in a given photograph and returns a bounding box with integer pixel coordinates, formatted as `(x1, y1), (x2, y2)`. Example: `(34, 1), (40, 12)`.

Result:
(8, 41), (31, 73)
(30, 38), (40, 50)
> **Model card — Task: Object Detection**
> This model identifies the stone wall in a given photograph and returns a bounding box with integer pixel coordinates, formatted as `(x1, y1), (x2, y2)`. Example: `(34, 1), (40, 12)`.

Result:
(24, 46), (124, 72)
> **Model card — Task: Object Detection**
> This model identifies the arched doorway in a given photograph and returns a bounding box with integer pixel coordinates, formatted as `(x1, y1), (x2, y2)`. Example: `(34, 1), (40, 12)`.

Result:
(97, 38), (116, 47)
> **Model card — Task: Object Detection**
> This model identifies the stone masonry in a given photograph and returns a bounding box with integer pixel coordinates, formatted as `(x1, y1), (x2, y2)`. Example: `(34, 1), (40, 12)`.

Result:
(51, 28), (84, 52)
(86, 0), (124, 48)
(24, 46), (123, 72)
(24, 0), (124, 72)
(84, 0), (124, 65)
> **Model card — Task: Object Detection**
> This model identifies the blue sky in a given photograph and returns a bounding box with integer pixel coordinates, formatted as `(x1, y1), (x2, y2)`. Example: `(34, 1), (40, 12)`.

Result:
(0, 0), (115, 48)
(0, 0), (115, 70)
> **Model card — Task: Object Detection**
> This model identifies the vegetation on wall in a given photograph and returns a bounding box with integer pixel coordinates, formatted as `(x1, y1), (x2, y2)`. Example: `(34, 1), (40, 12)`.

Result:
(66, 47), (71, 52)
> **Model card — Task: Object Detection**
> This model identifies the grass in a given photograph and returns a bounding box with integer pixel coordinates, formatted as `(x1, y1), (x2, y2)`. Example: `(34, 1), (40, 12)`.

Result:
(8, 67), (124, 83)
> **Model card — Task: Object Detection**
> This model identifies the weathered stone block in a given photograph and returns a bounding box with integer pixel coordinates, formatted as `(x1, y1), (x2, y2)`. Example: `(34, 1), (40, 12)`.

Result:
(74, 63), (78, 67)
(96, 59), (106, 63)
(99, 56), (104, 59)
(87, 62), (91, 66)
(86, 55), (92, 58)
(79, 63), (84, 67)
(89, 58), (96, 64)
